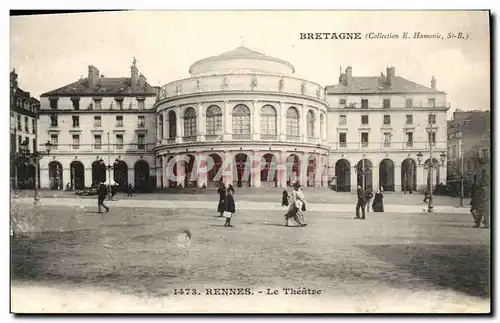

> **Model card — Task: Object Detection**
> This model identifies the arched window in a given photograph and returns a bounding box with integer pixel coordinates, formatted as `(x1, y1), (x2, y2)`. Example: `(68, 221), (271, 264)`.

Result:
(286, 107), (299, 136)
(232, 104), (250, 134)
(168, 110), (176, 138)
(260, 105), (277, 135)
(184, 107), (197, 137)
(16, 98), (21, 107)
(158, 114), (164, 139)
(307, 110), (315, 137)
(206, 105), (222, 135)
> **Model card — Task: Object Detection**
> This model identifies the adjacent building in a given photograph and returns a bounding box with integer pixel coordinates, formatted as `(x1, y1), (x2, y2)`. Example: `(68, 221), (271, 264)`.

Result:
(447, 110), (490, 189)
(37, 59), (158, 191)
(10, 69), (40, 189)
(324, 66), (449, 192)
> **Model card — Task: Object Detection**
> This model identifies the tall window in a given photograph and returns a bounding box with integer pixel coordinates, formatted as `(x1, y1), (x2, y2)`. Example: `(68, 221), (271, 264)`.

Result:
(339, 132), (347, 147)
(406, 132), (413, 147)
(94, 134), (102, 149)
(429, 132), (436, 145)
(206, 105), (222, 135)
(50, 134), (58, 149)
(361, 99), (368, 109)
(428, 98), (436, 108)
(115, 134), (123, 149)
(116, 115), (123, 127)
(94, 98), (101, 110)
(72, 98), (80, 110)
(383, 115), (391, 125)
(286, 107), (299, 136)
(72, 134), (80, 149)
(168, 110), (176, 138)
(49, 99), (58, 110)
(137, 99), (145, 110)
(18, 136), (22, 152)
(339, 115), (347, 125)
(24, 116), (29, 132)
(383, 132), (392, 147)
(452, 145), (457, 158)
(17, 115), (21, 130)
(94, 116), (101, 127)
(306, 110), (315, 137)
(405, 98), (413, 109)
(383, 99), (391, 109)
(137, 134), (145, 150)
(339, 99), (346, 108)
(158, 114), (164, 138)
(361, 115), (369, 125)
(406, 114), (413, 125)
(116, 99), (124, 110)
(260, 105), (277, 135)
(232, 104), (250, 135)
(31, 119), (36, 134)
(361, 132), (369, 147)
(138, 115), (145, 127)
(184, 107), (197, 137)
(429, 114), (436, 124)
(72, 115), (79, 127)
(50, 115), (58, 127)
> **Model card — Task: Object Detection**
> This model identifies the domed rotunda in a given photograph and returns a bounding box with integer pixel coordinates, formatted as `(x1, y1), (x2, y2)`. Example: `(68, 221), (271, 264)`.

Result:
(154, 47), (329, 188)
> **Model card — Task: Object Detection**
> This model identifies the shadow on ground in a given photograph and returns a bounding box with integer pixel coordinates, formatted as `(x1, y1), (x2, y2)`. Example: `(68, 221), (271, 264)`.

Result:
(359, 244), (490, 298)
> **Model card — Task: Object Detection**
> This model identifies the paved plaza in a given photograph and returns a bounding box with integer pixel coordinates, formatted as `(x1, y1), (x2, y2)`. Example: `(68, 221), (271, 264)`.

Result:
(10, 192), (490, 313)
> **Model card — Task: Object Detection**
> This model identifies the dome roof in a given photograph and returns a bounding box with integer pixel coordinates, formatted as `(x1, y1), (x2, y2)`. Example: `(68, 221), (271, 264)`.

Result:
(188, 46), (295, 76)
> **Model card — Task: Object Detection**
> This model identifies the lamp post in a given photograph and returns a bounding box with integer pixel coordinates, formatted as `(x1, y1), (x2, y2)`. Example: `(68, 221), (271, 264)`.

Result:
(455, 120), (470, 207)
(18, 139), (52, 206)
(99, 157), (120, 200)
(417, 150), (446, 213)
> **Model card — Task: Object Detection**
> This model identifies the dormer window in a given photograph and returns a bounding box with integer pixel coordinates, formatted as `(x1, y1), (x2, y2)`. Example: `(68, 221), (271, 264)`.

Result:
(71, 97), (80, 110)
(49, 98), (58, 110)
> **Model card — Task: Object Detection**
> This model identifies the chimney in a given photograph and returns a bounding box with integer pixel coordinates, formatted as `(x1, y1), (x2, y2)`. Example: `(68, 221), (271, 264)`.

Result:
(386, 66), (395, 86)
(131, 57), (138, 90)
(345, 66), (353, 86)
(88, 65), (99, 88)
(138, 73), (147, 89)
(10, 69), (18, 89)
(431, 76), (436, 90)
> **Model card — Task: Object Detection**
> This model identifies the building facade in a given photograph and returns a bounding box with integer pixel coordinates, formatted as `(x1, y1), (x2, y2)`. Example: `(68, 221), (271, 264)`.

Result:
(325, 66), (449, 192)
(447, 110), (490, 190)
(36, 47), (451, 191)
(10, 69), (40, 189)
(37, 60), (158, 191)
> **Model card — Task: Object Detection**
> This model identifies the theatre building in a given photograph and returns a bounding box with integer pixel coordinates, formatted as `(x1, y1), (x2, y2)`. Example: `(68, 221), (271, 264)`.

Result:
(325, 66), (449, 192)
(37, 60), (158, 191)
(154, 47), (330, 188)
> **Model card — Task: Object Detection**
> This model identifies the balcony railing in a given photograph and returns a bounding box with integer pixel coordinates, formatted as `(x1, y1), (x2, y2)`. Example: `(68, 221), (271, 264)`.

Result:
(205, 134), (223, 141)
(232, 134), (251, 140)
(286, 135), (300, 141)
(183, 136), (197, 143)
(260, 134), (278, 140)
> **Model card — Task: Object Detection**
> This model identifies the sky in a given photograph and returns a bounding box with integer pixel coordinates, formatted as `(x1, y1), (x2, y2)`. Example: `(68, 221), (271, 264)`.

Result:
(10, 10), (490, 116)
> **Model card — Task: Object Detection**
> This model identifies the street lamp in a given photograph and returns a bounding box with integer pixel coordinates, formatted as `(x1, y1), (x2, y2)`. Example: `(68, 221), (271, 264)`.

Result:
(416, 151), (446, 213)
(99, 157), (120, 200)
(18, 139), (52, 205)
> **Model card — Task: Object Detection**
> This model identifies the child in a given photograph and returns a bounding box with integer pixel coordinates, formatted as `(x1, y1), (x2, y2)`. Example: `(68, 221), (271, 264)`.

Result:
(224, 189), (236, 227)
(282, 188), (290, 206)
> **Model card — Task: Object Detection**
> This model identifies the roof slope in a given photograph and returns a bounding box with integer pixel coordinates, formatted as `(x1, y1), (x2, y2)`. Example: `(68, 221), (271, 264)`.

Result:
(326, 76), (445, 94)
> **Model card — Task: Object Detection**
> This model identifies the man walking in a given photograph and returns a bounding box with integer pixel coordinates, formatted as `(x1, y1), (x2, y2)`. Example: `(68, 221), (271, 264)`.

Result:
(355, 185), (366, 220)
(97, 181), (109, 213)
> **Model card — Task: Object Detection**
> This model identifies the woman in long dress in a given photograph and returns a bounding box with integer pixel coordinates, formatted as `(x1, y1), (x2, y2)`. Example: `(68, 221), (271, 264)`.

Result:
(217, 183), (226, 216)
(282, 189), (290, 206)
(372, 188), (384, 212)
(284, 183), (307, 227)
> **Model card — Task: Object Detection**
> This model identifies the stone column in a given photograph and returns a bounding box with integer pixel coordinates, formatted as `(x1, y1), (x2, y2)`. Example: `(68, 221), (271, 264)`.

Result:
(252, 101), (260, 141)
(177, 155), (186, 187)
(315, 111), (320, 144)
(84, 167), (93, 188)
(163, 110), (168, 143)
(156, 156), (162, 188)
(279, 101), (286, 141)
(196, 103), (205, 141)
(372, 164), (379, 191)
(175, 106), (182, 144)
(394, 164), (402, 192)
(350, 161), (358, 189)
(223, 151), (233, 185)
(300, 105), (307, 143)
(251, 150), (261, 188)
(223, 101), (232, 141)
(196, 152), (208, 188)
(62, 167), (70, 189)
(299, 152), (307, 187)
(314, 154), (322, 187)
(278, 150), (286, 188)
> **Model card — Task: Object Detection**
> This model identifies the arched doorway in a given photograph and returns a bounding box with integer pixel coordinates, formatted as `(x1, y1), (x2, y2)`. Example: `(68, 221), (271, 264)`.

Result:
(379, 159), (395, 192)
(70, 161), (85, 190)
(286, 154), (300, 187)
(261, 153), (277, 187)
(207, 153), (222, 187)
(91, 160), (106, 186)
(184, 154), (196, 187)
(356, 159), (373, 190)
(401, 158), (417, 192)
(113, 160), (128, 191)
(134, 160), (150, 192)
(49, 161), (63, 190)
(424, 158), (440, 191)
(335, 159), (351, 192)
(234, 153), (251, 187)
(307, 155), (316, 187)
(166, 156), (177, 188)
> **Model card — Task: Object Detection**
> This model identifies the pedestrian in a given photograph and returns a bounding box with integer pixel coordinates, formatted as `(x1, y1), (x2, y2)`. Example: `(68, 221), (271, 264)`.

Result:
(365, 188), (374, 212)
(283, 182), (307, 227)
(282, 188), (290, 206)
(355, 185), (366, 220)
(127, 183), (133, 196)
(227, 184), (235, 195)
(223, 188), (236, 227)
(217, 183), (226, 217)
(97, 181), (109, 213)
(372, 188), (384, 212)
(470, 184), (488, 228)
(423, 189), (430, 203)
(402, 183), (406, 194)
